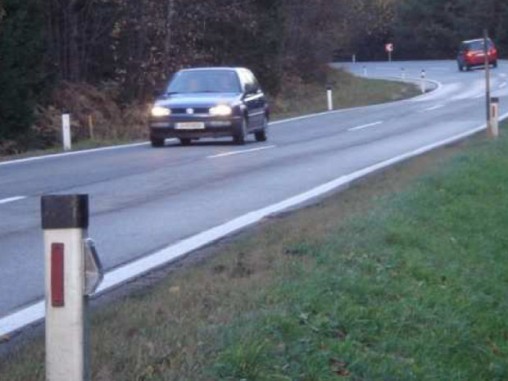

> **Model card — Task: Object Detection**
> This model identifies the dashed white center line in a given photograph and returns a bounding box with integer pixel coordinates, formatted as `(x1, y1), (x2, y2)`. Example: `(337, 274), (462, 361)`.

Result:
(347, 121), (383, 132)
(0, 196), (26, 205)
(499, 82), (507, 89)
(421, 104), (445, 112)
(207, 145), (276, 159)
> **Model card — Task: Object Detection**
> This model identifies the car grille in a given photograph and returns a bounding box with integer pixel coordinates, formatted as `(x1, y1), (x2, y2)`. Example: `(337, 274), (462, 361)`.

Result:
(171, 108), (209, 115)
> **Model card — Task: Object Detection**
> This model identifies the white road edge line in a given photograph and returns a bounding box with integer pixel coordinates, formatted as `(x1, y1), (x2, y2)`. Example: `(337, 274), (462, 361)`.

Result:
(0, 142), (151, 167)
(3, 112), (508, 338)
(0, 196), (26, 205)
(348, 121), (383, 132)
(207, 145), (276, 159)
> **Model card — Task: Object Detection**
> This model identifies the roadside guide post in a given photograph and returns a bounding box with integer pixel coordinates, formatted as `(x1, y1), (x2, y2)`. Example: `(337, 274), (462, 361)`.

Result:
(489, 97), (499, 138)
(363, 65), (367, 77)
(420, 70), (426, 94)
(484, 29), (492, 136)
(61, 114), (72, 151)
(401, 67), (406, 80)
(385, 43), (393, 62)
(42, 194), (103, 381)
(352, 54), (356, 64)
(326, 84), (333, 111)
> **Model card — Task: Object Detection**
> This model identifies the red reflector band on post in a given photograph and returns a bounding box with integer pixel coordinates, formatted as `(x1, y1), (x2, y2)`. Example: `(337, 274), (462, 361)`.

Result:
(51, 243), (65, 307)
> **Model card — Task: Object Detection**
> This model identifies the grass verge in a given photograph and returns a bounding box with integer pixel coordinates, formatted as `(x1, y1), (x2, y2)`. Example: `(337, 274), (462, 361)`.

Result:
(271, 69), (419, 120)
(1, 117), (507, 380)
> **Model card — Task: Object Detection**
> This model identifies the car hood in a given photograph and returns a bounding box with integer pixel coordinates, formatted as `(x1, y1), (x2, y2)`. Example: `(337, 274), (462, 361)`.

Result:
(155, 93), (242, 108)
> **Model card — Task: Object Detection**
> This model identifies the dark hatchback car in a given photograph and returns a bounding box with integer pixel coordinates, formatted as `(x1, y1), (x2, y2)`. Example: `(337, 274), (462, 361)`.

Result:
(457, 38), (498, 71)
(149, 67), (269, 146)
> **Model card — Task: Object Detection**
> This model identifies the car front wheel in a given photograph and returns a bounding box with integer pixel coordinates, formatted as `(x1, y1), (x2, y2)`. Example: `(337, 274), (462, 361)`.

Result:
(255, 116), (268, 142)
(233, 118), (248, 145)
(150, 137), (165, 147)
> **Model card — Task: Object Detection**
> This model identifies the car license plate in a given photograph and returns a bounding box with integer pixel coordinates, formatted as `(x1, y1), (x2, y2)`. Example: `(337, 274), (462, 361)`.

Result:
(175, 122), (205, 130)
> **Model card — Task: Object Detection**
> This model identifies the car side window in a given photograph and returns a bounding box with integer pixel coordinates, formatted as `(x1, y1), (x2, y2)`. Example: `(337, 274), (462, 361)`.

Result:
(239, 69), (260, 94)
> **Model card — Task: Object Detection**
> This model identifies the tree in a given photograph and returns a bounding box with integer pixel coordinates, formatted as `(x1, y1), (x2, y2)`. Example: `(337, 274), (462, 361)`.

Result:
(0, 0), (48, 140)
(392, 0), (508, 59)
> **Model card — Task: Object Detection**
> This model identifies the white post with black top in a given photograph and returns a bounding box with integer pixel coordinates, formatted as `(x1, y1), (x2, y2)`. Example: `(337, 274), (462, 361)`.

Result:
(326, 84), (333, 111)
(42, 194), (90, 381)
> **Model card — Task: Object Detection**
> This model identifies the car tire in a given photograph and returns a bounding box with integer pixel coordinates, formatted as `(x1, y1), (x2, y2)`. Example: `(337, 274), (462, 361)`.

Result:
(493, 60), (498, 69)
(458, 63), (464, 72)
(179, 138), (191, 146)
(233, 117), (248, 145)
(466, 65), (471, 71)
(150, 137), (164, 147)
(255, 116), (268, 142)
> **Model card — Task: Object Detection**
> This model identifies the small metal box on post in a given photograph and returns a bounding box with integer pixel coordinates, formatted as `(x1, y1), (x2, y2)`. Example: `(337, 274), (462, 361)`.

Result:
(41, 194), (103, 381)
(489, 97), (499, 138)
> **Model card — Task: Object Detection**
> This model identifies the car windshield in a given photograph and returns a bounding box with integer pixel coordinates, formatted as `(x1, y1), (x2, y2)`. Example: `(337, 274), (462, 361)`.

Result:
(464, 40), (493, 51)
(167, 70), (241, 94)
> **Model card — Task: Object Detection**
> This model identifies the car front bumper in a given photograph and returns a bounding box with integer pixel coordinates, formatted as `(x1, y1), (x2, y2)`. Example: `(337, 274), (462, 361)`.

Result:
(149, 115), (243, 140)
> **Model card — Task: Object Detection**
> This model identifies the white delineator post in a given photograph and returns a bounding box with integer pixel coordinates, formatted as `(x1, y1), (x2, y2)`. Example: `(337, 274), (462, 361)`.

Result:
(62, 114), (72, 151)
(42, 195), (90, 381)
(363, 65), (367, 77)
(326, 85), (333, 111)
(489, 97), (499, 138)
(401, 67), (405, 80)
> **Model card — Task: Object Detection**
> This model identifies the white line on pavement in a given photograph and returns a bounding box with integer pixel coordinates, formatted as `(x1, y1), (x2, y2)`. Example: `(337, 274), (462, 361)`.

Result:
(421, 104), (445, 112)
(348, 121), (383, 132)
(207, 145), (276, 159)
(0, 142), (151, 168)
(0, 196), (27, 205)
(5, 112), (507, 338)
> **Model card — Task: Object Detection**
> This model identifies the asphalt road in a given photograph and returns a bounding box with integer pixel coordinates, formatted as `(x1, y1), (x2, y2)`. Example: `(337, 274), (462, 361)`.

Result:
(1, 60), (507, 333)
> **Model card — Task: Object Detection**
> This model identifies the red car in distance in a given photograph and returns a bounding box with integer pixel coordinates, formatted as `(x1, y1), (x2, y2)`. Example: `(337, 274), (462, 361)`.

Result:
(457, 38), (498, 71)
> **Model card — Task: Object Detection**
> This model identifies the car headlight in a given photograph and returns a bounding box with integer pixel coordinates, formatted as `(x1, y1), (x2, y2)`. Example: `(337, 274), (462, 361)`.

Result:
(209, 105), (232, 116)
(151, 106), (171, 117)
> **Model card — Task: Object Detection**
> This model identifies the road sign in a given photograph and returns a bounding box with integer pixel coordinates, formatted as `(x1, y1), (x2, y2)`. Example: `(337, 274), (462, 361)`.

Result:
(385, 43), (394, 53)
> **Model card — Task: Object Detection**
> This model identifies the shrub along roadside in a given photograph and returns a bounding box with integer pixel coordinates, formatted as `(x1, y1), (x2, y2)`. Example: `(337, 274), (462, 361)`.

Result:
(1, 122), (507, 379)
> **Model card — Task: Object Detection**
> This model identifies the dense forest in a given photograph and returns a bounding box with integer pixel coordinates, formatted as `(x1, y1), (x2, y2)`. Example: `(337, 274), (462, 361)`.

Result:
(1, 0), (507, 153)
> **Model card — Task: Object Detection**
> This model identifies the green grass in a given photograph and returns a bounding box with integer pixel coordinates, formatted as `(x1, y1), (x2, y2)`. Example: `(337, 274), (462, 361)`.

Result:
(271, 69), (418, 120)
(207, 130), (508, 381)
